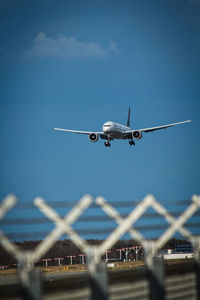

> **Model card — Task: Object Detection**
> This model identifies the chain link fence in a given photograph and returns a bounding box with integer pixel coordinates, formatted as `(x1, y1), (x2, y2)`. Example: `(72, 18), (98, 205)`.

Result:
(0, 193), (200, 300)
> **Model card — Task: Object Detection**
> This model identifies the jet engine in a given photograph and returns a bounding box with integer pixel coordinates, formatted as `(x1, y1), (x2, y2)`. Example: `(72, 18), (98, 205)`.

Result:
(132, 130), (142, 140)
(88, 133), (99, 142)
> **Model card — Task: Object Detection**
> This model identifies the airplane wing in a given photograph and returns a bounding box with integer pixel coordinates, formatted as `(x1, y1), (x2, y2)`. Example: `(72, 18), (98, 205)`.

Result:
(54, 128), (104, 135)
(139, 120), (192, 133)
(125, 120), (191, 134)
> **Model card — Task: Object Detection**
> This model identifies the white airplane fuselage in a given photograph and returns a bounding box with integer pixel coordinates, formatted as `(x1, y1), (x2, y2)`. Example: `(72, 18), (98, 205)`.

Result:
(103, 121), (130, 139)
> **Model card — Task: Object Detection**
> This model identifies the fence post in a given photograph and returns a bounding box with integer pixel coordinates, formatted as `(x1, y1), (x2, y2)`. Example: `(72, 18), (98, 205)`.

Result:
(105, 250), (108, 263)
(121, 248), (131, 262)
(18, 252), (42, 300)
(87, 246), (108, 300)
(145, 241), (165, 300)
(119, 249), (122, 260)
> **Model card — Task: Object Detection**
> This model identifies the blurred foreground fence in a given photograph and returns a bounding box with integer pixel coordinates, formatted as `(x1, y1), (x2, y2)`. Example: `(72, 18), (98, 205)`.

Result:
(0, 193), (200, 300)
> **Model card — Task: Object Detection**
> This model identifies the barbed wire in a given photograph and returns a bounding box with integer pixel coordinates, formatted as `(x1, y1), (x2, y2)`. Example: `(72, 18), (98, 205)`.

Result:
(1, 211), (200, 225)
(2, 221), (200, 240)
(12, 198), (192, 209)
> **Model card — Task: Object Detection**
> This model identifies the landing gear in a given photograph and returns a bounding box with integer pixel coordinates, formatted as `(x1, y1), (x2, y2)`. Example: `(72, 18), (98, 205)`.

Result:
(104, 141), (111, 147)
(129, 140), (135, 146)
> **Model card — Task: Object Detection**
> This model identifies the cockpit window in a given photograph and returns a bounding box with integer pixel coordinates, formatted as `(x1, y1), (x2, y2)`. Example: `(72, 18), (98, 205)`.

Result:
(104, 124), (111, 127)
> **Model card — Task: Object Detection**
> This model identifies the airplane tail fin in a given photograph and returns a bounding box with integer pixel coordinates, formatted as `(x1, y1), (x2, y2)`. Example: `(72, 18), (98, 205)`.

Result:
(127, 107), (130, 127)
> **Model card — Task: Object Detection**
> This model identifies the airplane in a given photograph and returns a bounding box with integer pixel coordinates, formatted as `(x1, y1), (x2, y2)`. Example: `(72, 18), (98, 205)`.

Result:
(54, 108), (191, 147)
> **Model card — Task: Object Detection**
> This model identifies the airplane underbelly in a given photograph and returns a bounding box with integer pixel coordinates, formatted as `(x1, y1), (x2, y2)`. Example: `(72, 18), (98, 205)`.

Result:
(110, 131), (126, 139)
(103, 128), (128, 139)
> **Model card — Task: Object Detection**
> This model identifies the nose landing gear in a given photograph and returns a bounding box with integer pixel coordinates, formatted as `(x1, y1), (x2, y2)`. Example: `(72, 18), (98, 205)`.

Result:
(104, 134), (111, 147)
(104, 141), (111, 147)
(129, 140), (135, 146)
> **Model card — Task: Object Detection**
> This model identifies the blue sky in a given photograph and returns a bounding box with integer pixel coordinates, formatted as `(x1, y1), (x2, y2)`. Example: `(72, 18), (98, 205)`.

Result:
(0, 0), (200, 239)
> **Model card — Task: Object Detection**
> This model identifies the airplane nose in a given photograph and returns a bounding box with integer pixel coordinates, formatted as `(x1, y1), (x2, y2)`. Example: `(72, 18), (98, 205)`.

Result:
(103, 126), (111, 133)
(103, 123), (113, 133)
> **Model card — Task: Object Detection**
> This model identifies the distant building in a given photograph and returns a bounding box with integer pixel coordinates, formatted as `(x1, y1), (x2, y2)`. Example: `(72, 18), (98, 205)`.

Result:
(174, 244), (193, 253)
(159, 244), (194, 260)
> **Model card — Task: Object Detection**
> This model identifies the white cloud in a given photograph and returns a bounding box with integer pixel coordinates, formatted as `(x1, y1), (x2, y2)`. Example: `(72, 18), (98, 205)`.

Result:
(23, 32), (119, 61)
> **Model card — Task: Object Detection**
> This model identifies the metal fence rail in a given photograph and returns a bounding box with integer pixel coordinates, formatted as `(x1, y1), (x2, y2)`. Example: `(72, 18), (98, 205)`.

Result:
(0, 193), (200, 300)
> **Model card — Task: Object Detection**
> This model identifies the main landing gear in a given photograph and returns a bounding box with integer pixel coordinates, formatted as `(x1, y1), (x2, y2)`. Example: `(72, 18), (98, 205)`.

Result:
(104, 141), (111, 147)
(129, 140), (135, 146)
